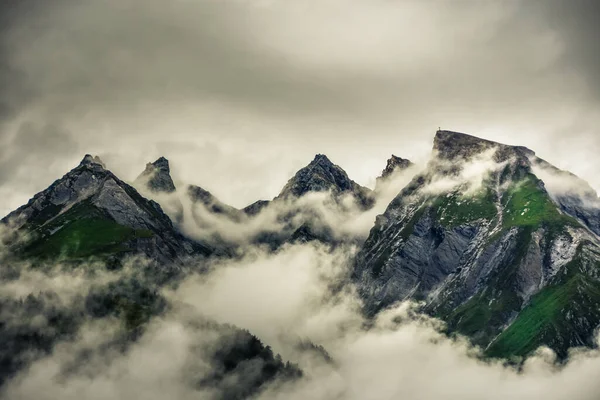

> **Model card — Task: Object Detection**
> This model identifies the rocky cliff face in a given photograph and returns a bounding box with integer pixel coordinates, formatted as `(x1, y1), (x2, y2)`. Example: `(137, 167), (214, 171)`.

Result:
(353, 130), (600, 359)
(3, 155), (212, 265)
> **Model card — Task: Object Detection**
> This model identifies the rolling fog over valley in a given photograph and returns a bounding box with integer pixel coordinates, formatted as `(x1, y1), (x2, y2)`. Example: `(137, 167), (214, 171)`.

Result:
(2, 1), (600, 399)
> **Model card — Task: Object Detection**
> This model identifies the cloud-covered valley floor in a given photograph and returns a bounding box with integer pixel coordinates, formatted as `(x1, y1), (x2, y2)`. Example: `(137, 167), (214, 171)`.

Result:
(3, 237), (600, 400)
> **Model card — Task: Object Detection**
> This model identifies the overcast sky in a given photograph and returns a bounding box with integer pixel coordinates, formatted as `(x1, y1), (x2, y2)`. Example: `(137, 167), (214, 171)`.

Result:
(1, 0), (599, 214)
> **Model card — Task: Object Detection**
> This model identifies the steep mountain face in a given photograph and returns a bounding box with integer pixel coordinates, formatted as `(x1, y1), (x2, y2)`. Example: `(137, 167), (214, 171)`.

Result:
(354, 130), (600, 359)
(2, 155), (212, 265)
(277, 154), (374, 210)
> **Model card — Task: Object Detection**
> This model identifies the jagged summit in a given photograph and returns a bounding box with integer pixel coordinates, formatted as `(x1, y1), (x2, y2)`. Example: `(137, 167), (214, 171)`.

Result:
(379, 155), (413, 180)
(279, 154), (350, 197)
(133, 157), (185, 224)
(312, 153), (332, 164)
(374, 154), (414, 193)
(151, 156), (170, 171)
(277, 154), (374, 208)
(135, 156), (176, 193)
(79, 154), (106, 168)
(433, 130), (535, 161)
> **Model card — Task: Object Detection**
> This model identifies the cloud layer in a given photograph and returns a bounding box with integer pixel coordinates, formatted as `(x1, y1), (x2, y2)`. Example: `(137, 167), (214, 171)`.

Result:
(4, 240), (600, 400)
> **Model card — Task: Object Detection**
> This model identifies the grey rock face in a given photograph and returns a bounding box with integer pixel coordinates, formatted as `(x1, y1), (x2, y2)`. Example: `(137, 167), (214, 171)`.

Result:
(80, 154), (106, 168)
(355, 206), (490, 316)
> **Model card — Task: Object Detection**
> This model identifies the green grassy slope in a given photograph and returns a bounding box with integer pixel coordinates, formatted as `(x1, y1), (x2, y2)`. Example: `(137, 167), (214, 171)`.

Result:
(19, 200), (153, 261)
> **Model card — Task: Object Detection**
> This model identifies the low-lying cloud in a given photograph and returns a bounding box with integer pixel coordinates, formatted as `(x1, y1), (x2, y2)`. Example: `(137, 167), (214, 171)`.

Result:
(3, 235), (600, 399)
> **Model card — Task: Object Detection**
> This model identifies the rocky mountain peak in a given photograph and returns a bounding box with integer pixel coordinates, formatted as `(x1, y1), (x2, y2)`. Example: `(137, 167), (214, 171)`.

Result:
(433, 130), (535, 162)
(311, 153), (333, 166)
(380, 155), (412, 179)
(276, 154), (374, 209)
(135, 156), (176, 193)
(354, 130), (600, 360)
(151, 156), (170, 172)
(79, 154), (106, 169)
(280, 154), (358, 196)
(374, 154), (413, 193)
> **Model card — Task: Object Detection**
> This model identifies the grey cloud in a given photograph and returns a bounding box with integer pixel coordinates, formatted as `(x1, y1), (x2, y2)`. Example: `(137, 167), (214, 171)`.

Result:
(1, 0), (600, 214)
(523, 0), (600, 97)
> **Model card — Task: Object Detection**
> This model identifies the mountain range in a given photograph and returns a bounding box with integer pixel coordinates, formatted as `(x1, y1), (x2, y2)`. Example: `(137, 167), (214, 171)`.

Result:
(3, 129), (600, 394)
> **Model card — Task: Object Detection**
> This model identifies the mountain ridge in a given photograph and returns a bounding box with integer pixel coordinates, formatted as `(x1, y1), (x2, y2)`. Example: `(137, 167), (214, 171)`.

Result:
(2, 154), (213, 265)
